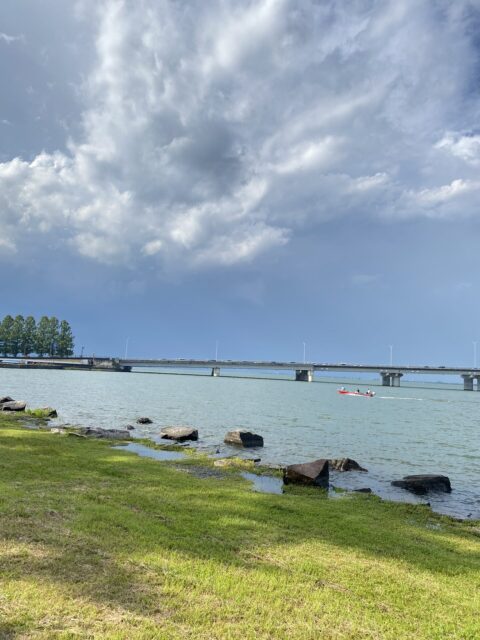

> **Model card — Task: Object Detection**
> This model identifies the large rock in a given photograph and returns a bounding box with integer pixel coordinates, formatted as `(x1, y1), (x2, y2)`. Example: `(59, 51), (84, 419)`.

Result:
(137, 417), (153, 424)
(0, 396), (13, 404)
(283, 459), (329, 488)
(330, 458), (367, 472)
(224, 430), (264, 447)
(161, 426), (198, 442)
(391, 475), (451, 495)
(82, 427), (131, 440)
(1, 401), (26, 412)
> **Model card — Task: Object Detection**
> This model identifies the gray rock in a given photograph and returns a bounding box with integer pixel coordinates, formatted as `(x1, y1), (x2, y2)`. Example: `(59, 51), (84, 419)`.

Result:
(353, 487), (372, 493)
(50, 428), (66, 434)
(224, 430), (264, 447)
(1, 400), (27, 412)
(0, 396), (13, 404)
(137, 417), (153, 424)
(391, 474), (451, 495)
(82, 427), (131, 440)
(160, 426), (198, 442)
(330, 458), (368, 472)
(126, 425), (135, 431)
(283, 459), (329, 488)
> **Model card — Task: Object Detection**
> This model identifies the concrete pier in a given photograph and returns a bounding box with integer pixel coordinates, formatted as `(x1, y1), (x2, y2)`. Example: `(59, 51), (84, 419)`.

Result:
(462, 374), (474, 391)
(295, 369), (313, 382)
(381, 372), (403, 387)
(211, 366), (220, 377)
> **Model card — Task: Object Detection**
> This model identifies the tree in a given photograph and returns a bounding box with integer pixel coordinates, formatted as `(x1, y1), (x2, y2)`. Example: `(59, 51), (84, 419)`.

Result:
(10, 315), (25, 356)
(46, 317), (60, 356)
(21, 316), (37, 356)
(57, 320), (74, 356)
(35, 316), (51, 356)
(0, 315), (14, 356)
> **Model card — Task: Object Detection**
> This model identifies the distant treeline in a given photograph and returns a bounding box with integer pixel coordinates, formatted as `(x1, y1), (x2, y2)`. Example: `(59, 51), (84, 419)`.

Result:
(0, 315), (75, 357)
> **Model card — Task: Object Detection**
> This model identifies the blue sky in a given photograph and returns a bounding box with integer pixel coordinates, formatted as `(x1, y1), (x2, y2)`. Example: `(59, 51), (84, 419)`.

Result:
(1, 0), (480, 366)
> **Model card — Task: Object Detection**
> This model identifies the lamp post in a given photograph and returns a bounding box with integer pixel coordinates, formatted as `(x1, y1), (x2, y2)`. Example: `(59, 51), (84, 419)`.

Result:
(303, 342), (306, 364)
(80, 345), (84, 358)
(215, 340), (219, 362)
(389, 345), (393, 366)
(474, 341), (477, 369)
(124, 338), (129, 360)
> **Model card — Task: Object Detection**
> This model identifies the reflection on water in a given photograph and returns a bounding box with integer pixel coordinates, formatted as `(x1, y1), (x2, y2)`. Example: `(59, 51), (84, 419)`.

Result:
(241, 472), (284, 494)
(1, 367), (479, 518)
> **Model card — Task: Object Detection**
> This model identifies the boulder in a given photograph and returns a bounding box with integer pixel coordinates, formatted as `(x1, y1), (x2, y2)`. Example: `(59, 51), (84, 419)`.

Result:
(126, 424), (135, 431)
(137, 417), (153, 424)
(391, 475), (451, 495)
(82, 427), (131, 440)
(353, 487), (372, 494)
(283, 459), (329, 488)
(330, 458), (367, 472)
(0, 396), (13, 404)
(160, 426), (198, 442)
(1, 401), (27, 412)
(224, 430), (264, 447)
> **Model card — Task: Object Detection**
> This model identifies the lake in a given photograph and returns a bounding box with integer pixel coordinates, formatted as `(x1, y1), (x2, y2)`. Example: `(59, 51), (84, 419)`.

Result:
(1, 367), (479, 518)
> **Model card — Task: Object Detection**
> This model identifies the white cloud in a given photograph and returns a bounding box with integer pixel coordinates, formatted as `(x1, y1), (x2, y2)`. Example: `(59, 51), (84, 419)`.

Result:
(0, 32), (24, 45)
(1, 0), (480, 268)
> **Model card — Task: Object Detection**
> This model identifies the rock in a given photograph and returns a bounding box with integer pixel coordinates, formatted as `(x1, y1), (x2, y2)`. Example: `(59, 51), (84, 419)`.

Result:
(0, 396), (13, 404)
(126, 424), (135, 431)
(391, 475), (452, 495)
(353, 487), (372, 493)
(283, 459), (329, 488)
(50, 428), (66, 434)
(137, 417), (153, 424)
(40, 407), (58, 418)
(67, 432), (87, 438)
(224, 430), (264, 447)
(82, 427), (131, 440)
(160, 426), (198, 442)
(330, 458), (368, 472)
(1, 401), (27, 412)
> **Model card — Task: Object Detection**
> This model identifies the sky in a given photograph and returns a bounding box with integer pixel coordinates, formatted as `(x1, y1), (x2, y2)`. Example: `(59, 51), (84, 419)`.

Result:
(1, 0), (480, 366)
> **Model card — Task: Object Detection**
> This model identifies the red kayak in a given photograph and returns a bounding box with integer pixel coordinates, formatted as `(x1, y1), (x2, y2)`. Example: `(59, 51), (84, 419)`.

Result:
(337, 389), (375, 397)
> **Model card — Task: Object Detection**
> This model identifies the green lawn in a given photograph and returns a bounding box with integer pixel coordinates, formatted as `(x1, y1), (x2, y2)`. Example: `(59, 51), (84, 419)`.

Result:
(0, 414), (479, 639)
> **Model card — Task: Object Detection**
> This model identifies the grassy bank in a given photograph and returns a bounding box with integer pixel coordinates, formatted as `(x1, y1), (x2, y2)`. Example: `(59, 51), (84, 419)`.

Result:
(0, 414), (478, 639)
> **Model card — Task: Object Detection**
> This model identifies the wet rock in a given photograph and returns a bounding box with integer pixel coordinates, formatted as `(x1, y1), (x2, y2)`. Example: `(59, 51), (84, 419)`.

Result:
(160, 426), (198, 442)
(330, 458), (368, 472)
(283, 459), (329, 488)
(353, 487), (372, 493)
(391, 475), (451, 495)
(0, 396), (13, 404)
(1, 400), (27, 412)
(137, 417), (153, 424)
(126, 424), (135, 431)
(82, 427), (131, 440)
(224, 430), (264, 447)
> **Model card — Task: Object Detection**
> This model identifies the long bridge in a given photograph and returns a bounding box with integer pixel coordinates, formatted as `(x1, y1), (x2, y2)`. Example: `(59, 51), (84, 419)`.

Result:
(2, 356), (480, 390)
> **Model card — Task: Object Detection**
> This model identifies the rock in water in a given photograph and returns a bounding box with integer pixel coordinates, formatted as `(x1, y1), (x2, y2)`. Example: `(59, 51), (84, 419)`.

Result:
(283, 459), (329, 488)
(0, 396), (13, 404)
(224, 430), (264, 447)
(1, 401), (27, 412)
(330, 458), (368, 472)
(160, 427), (198, 442)
(391, 475), (451, 494)
(82, 428), (131, 440)
(137, 417), (153, 424)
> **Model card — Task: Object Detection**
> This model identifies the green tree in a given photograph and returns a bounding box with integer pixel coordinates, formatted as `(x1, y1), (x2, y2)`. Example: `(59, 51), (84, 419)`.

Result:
(35, 316), (51, 356)
(47, 317), (60, 356)
(21, 316), (37, 356)
(0, 315), (14, 356)
(57, 320), (74, 356)
(10, 315), (25, 356)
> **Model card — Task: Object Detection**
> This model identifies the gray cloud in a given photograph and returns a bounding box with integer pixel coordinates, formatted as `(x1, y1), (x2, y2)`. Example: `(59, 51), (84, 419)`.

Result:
(1, 0), (480, 267)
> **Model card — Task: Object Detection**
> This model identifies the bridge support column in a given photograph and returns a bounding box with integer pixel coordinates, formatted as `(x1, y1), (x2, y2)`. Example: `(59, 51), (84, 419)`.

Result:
(381, 372), (392, 386)
(211, 367), (220, 377)
(295, 369), (313, 382)
(391, 372), (403, 387)
(462, 374), (474, 391)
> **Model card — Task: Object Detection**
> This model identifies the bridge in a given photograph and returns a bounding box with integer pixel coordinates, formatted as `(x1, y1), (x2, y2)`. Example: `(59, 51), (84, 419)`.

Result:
(2, 356), (480, 390)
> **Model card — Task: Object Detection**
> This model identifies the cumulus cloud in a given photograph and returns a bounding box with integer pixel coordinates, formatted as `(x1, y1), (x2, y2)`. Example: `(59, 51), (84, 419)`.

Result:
(1, 0), (480, 265)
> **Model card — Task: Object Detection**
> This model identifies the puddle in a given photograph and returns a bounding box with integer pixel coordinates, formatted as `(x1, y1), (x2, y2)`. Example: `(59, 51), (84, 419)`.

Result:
(241, 472), (284, 494)
(113, 443), (186, 461)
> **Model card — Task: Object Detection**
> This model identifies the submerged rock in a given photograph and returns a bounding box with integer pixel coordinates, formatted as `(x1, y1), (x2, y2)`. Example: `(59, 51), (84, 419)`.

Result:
(330, 458), (367, 472)
(283, 459), (329, 488)
(137, 417), (153, 424)
(82, 427), (131, 440)
(391, 475), (451, 495)
(160, 426), (198, 442)
(1, 400), (27, 412)
(353, 487), (372, 494)
(224, 430), (264, 447)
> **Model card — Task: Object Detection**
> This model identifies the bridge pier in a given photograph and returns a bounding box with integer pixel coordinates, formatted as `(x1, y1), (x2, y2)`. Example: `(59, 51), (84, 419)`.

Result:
(295, 369), (313, 382)
(380, 372), (403, 387)
(462, 374), (474, 391)
(211, 367), (220, 377)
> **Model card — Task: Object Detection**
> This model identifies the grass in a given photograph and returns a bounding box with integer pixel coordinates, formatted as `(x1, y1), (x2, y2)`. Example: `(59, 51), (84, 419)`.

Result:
(0, 413), (479, 639)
